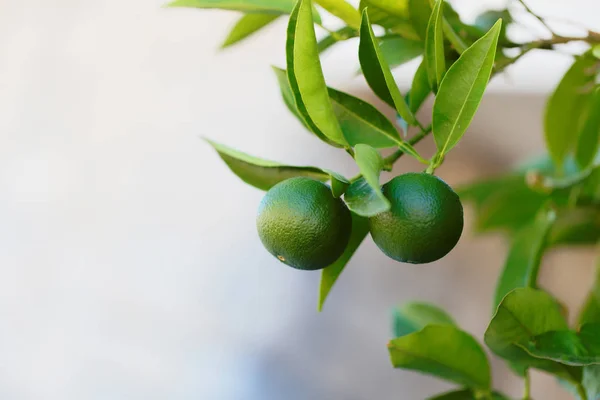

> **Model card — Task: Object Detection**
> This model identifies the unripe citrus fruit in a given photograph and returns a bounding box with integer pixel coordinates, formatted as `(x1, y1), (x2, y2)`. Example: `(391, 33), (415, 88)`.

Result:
(369, 173), (463, 264)
(257, 177), (352, 270)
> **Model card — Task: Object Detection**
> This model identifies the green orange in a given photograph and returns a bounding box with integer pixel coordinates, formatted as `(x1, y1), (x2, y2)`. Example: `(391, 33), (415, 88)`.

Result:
(369, 173), (463, 264)
(256, 177), (352, 270)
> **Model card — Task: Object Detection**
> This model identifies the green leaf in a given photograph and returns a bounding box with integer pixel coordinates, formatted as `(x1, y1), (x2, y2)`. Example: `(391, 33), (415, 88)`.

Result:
(432, 20), (501, 157)
(545, 54), (598, 170)
(287, 0), (347, 147)
(575, 88), (600, 169)
(318, 213), (369, 311)
(428, 389), (510, 400)
(583, 364), (600, 399)
(323, 169), (350, 197)
(205, 139), (348, 192)
(493, 207), (556, 308)
(408, 0), (432, 40)
(361, 0), (409, 19)
(393, 302), (455, 337)
(424, 0), (445, 92)
(272, 66), (311, 130)
(378, 36), (424, 69)
(484, 288), (580, 381)
(168, 0), (295, 14)
(221, 14), (279, 48)
(593, 45), (600, 59)
(578, 259), (600, 327)
(317, 26), (356, 53)
(314, 0), (361, 29)
(409, 59), (432, 113)
(474, 9), (511, 44)
(359, 10), (417, 126)
(347, 144), (390, 217)
(328, 87), (402, 148)
(388, 325), (491, 390)
(547, 206), (600, 247)
(519, 324), (600, 366)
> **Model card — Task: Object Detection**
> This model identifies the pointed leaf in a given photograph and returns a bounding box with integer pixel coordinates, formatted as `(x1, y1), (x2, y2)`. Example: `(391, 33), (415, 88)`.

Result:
(314, 0), (361, 29)
(328, 87), (402, 148)
(359, 11), (417, 126)
(388, 325), (491, 390)
(379, 36), (424, 69)
(168, 0), (295, 14)
(221, 14), (279, 48)
(393, 302), (455, 337)
(344, 177), (390, 216)
(409, 58), (432, 113)
(408, 0), (432, 40)
(205, 139), (348, 193)
(318, 213), (369, 311)
(493, 207), (556, 308)
(424, 0), (445, 92)
(272, 66), (311, 130)
(545, 54), (598, 170)
(484, 288), (580, 381)
(432, 20), (501, 157)
(575, 87), (600, 169)
(287, 0), (347, 147)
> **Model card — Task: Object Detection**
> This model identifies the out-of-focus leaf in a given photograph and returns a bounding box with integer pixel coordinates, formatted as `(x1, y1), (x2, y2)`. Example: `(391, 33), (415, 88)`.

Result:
(221, 14), (279, 48)
(583, 365), (600, 399)
(318, 213), (369, 311)
(545, 54), (598, 170)
(287, 0), (347, 147)
(393, 302), (455, 337)
(389, 325), (491, 390)
(359, 11), (417, 126)
(474, 9), (511, 44)
(379, 36), (424, 69)
(428, 389), (510, 400)
(317, 26), (356, 53)
(168, 0), (295, 14)
(360, 0), (409, 19)
(432, 21), (501, 157)
(548, 206), (600, 247)
(578, 259), (600, 327)
(314, 0), (361, 29)
(359, 0), (418, 39)
(575, 88), (600, 169)
(408, 0), (432, 40)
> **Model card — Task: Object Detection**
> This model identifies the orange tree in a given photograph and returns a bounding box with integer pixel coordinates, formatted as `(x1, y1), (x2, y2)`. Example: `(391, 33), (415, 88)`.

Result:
(170, 0), (600, 398)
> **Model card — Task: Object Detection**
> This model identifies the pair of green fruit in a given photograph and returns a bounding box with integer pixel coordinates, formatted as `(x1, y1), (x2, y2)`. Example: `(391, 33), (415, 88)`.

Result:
(256, 173), (464, 270)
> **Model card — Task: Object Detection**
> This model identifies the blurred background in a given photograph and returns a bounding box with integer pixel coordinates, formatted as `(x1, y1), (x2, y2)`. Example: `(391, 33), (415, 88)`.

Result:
(0, 0), (598, 399)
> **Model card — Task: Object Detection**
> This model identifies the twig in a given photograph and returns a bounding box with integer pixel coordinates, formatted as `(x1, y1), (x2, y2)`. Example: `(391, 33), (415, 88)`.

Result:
(517, 0), (556, 37)
(382, 124), (432, 169)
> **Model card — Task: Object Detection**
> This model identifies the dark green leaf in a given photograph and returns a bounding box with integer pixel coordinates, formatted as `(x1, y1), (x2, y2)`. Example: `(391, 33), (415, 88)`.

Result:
(221, 14), (279, 48)
(287, 0), (347, 147)
(168, 0), (295, 14)
(424, 0), (445, 92)
(328, 87), (401, 148)
(519, 324), (600, 366)
(318, 213), (369, 311)
(314, 0), (361, 28)
(578, 260), (600, 327)
(428, 389), (510, 400)
(484, 288), (580, 381)
(432, 20), (501, 157)
(205, 139), (348, 192)
(359, 11), (417, 126)
(347, 144), (390, 217)
(272, 66), (311, 130)
(548, 206), (600, 247)
(409, 59), (432, 113)
(393, 302), (455, 337)
(493, 207), (556, 308)
(575, 88), (600, 169)
(545, 54), (598, 170)
(388, 325), (491, 390)
(583, 365), (600, 399)
(378, 36), (424, 69)
(408, 0), (432, 40)
(474, 9), (511, 44)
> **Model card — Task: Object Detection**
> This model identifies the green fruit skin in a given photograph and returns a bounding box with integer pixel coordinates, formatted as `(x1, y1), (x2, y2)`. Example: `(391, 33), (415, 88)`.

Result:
(369, 173), (463, 264)
(257, 177), (352, 270)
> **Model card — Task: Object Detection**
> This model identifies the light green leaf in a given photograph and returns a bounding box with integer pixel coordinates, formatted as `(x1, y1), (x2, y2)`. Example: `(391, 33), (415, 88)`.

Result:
(428, 389), (510, 400)
(388, 325), (491, 390)
(314, 0), (361, 28)
(519, 324), (600, 366)
(583, 364), (600, 399)
(318, 213), (369, 311)
(493, 207), (556, 308)
(424, 0), (445, 92)
(545, 54), (598, 170)
(287, 0), (347, 147)
(221, 14), (279, 48)
(593, 45), (600, 59)
(409, 59), (432, 113)
(578, 259), (600, 327)
(484, 288), (580, 381)
(432, 20), (501, 157)
(361, 0), (409, 19)
(205, 139), (348, 193)
(344, 177), (390, 216)
(272, 66), (311, 130)
(359, 10), (417, 126)
(575, 88), (600, 169)
(393, 302), (455, 337)
(328, 87), (401, 148)
(317, 26), (356, 53)
(379, 36), (424, 69)
(359, 0), (418, 39)
(348, 144), (390, 217)
(408, 0), (432, 40)
(168, 0), (295, 14)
